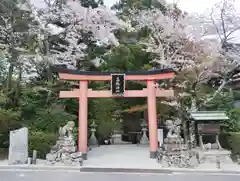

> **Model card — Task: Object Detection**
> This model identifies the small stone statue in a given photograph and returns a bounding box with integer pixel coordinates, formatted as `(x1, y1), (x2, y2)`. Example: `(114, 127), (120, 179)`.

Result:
(165, 120), (180, 139)
(175, 125), (181, 138)
(59, 121), (75, 138)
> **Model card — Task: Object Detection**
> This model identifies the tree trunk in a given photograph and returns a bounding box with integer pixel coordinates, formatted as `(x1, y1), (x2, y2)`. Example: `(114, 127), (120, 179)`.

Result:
(6, 16), (14, 92)
(182, 119), (189, 144)
(44, 35), (52, 83)
(6, 63), (14, 91)
(14, 65), (22, 106)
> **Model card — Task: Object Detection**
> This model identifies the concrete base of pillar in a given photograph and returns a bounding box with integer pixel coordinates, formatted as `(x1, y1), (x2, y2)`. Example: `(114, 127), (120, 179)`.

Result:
(150, 151), (157, 158)
(82, 152), (87, 160)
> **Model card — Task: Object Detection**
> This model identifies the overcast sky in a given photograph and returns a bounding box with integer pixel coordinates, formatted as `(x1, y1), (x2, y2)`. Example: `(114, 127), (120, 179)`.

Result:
(105, 0), (240, 14)
(31, 0), (240, 14)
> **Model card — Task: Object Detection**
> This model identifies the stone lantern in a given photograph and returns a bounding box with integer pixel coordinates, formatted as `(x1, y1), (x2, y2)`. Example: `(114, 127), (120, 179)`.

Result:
(140, 119), (149, 145)
(88, 121), (99, 147)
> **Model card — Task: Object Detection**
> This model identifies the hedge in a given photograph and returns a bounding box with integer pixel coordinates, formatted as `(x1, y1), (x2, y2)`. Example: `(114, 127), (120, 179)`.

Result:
(226, 132), (240, 160)
(220, 132), (240, 161)
(28, 131), (58, 159)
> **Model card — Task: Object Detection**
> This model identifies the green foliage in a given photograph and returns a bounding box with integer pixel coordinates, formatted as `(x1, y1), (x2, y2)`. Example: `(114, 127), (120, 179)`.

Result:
(81, 0), (104, 8)
(204, 91), (240, 132)
(0, 108), (21, 147)
(89, 99), (119, 139)
(205, 91), (233, 110)
(33, 105), (77, 132)
(28, 131), (58, 159)
(227, 108), (240, 132)
(101, 44), (153, 71)
(0, 91), (7, 106)
(0, 108), (21, 128)
(234, 90), (240, 100)
(112, 0), (167, 15)
(0, 56), (7, 86)
(224, 132), (240, 161)
(18, 83), (77, 131)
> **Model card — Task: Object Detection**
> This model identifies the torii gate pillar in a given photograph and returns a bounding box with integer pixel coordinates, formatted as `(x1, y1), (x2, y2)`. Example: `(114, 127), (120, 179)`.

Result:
(78, 81), (88, 159)
(147, 80), (158, 158)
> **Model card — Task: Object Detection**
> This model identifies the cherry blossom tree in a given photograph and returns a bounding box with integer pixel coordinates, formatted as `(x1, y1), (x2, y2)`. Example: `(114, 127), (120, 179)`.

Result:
(127, 3), (230, 145)
(129, 5), (212, 69)
(129, 2), (239, 107)
(21, 0), (132, 77)
(0, 0), (36, 90)
(209, 0), (240, 83)
(195, 0), (240, 108)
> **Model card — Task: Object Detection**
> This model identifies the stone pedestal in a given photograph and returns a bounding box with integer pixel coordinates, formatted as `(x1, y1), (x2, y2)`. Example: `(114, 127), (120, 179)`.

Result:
(112, 133), (123, 144)
(164, 137), (186, 152)
(195, 149), (234, 165)
(158, 120), (200, 168)
(46, 135), (80, 165)
(111, 130), (129, 145)
(46, 121), (84, 165)
(159, 136), (198, 168)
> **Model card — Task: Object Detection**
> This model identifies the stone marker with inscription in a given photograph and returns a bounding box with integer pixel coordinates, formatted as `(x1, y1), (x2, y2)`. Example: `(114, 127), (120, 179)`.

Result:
(8, 127), (28, 165)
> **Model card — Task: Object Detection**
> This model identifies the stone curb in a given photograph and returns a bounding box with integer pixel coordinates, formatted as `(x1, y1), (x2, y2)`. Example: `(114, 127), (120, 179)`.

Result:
(0, 165), (81, 171)
(80, 167), (240, 174)
(171, 169), (240, 174)
(80, 167), (172, 173)
(1, 165), (240, 175)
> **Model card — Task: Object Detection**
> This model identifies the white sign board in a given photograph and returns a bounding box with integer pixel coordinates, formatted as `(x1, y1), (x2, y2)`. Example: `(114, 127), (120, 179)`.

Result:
(157, 129), (163, 147)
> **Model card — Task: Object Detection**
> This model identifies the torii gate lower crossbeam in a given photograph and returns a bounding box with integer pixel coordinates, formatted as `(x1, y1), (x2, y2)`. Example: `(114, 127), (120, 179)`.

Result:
(53, 67), (175, 160)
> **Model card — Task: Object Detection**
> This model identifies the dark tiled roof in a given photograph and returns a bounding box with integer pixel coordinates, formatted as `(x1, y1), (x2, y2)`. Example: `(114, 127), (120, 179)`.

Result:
(51, 66), (175, 76)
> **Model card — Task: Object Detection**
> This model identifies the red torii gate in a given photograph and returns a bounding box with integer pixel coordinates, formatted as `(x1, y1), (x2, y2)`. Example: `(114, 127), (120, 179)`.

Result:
(53, 67), (175, 159)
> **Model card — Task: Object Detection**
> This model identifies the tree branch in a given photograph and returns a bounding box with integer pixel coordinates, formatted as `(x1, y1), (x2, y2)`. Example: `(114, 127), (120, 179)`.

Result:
(210, 7), (223, 43)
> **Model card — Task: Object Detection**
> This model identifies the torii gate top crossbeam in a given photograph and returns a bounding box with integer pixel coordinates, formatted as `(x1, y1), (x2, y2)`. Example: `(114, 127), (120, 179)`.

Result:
(52, 67), (175, 81)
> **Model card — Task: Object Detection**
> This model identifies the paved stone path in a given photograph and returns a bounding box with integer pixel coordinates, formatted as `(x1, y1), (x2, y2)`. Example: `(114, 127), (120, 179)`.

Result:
(83, 145), (240, 172)
(1, 145), (240, 173)
(84, 145), (160, 169)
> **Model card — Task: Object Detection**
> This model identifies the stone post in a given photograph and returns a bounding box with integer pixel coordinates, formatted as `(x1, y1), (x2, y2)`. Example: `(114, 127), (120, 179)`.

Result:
(32, 150), (37, 165)
(216, 155), (221, 169)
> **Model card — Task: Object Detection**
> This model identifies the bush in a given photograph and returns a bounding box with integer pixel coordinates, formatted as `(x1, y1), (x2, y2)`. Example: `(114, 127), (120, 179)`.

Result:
(219, 132), (240, 161)
(28, 131), (58, 159)
(219, 132), (231, 149)
(227, 132), (240, 160)
(0, 108), (21, 148)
